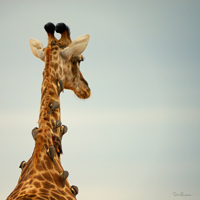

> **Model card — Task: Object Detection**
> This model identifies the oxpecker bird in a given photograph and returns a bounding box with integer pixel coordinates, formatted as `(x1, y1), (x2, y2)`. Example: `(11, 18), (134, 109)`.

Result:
(31, 127), (38, 140)
(60, 170), (69, 187)
(19, 161), (26, 170)
(53, 120), (62, 132)
(52, 134), (63, 154)
(57, 79), (64, 95)
(60, 125), (68, 138)
(48, 101), (60, 114)
(71, 185), (79, 196)
(47, 145), (56, 165)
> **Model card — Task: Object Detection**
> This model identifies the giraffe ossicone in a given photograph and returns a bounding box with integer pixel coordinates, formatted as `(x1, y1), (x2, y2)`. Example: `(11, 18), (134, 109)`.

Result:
(7, 22), (91, 200)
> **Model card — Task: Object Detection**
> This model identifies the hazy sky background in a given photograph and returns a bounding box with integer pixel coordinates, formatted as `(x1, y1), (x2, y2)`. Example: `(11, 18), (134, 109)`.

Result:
(0, 0), (200, 199)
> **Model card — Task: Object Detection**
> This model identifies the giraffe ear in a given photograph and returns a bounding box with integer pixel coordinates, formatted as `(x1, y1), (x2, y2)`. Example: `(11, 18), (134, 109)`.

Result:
(60, 34), (90, 61)
(29, 39), (45, 61)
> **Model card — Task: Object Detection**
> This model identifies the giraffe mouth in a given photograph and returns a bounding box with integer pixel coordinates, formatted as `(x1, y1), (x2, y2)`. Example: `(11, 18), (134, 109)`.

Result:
(74, 85), (91, 99)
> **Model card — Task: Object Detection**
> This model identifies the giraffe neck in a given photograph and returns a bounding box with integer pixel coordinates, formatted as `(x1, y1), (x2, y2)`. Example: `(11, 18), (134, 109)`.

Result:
(36, 45), (65, 154)
(39, 46), (61, 130)
(6, 46), (76, 200)
(34, 45), (64, 163)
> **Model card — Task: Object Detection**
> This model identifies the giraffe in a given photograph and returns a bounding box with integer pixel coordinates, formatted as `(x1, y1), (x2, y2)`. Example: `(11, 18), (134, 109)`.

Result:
(6, 22), (90, 200)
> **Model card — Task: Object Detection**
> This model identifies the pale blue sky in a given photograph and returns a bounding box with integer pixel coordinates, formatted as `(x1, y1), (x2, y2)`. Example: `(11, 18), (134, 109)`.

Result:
(0, 0), (200, 199)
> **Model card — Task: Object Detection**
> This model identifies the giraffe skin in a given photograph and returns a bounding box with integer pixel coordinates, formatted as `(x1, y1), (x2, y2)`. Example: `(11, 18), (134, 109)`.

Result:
(6, 22), (90, 200)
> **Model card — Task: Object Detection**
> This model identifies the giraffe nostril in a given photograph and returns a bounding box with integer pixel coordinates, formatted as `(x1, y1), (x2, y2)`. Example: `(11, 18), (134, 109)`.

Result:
(55, 23), (70, 35)
(44, 22), (55, 34)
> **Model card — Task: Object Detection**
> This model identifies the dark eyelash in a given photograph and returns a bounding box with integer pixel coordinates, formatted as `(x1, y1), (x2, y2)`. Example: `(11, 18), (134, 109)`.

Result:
(78, 56), (84, 64)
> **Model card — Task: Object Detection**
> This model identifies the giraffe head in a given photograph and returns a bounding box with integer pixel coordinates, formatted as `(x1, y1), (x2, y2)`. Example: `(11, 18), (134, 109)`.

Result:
(29, 22), (90, 99)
